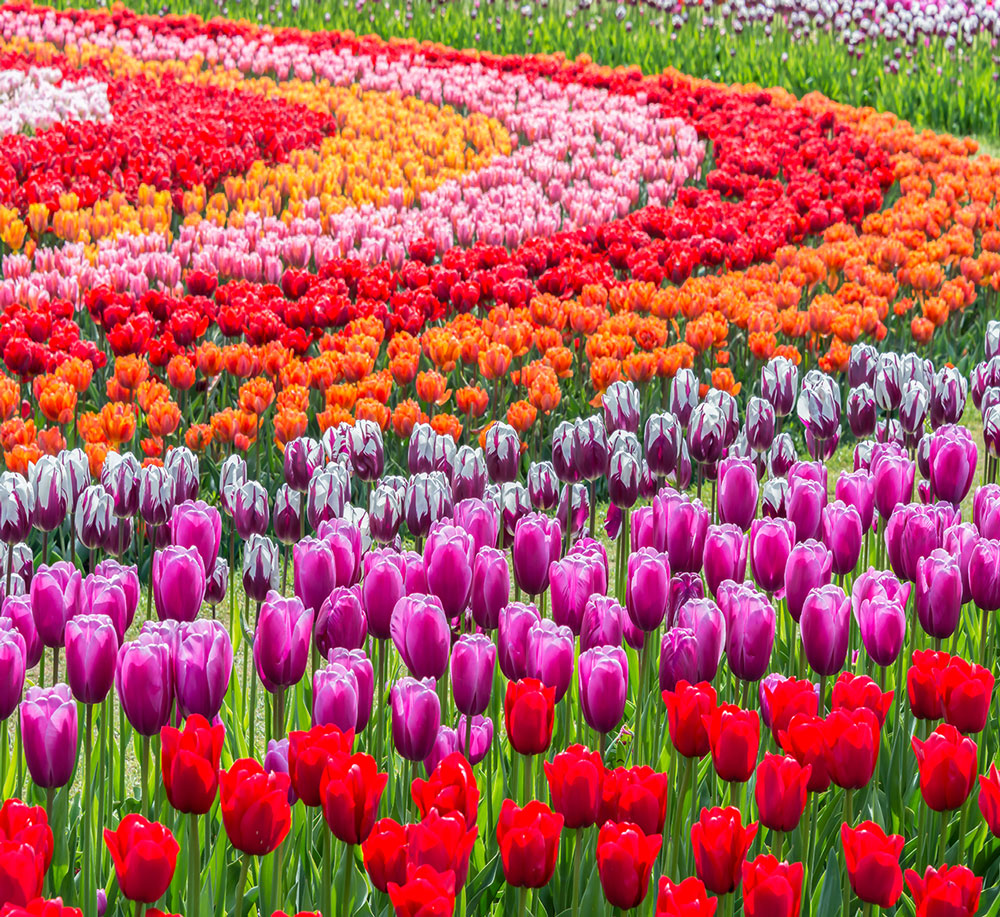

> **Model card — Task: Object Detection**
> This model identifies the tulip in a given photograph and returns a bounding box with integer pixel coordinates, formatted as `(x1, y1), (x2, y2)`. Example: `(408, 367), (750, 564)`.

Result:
(938, 656), (994, 734)
(857, 593), (906, 668)
(741, 856), (803, 917)
(675, 599), (726, 683)
(824, 708), (880, 790)
(544, 745), (604, 829)
(716, 458), (757, 532)
(907, 649), (948, 721)
(0, 625), (25, 720)
(253, 592), (313, 691)
(60, 448), (90, 508)
(504, 677), (554, 756)
(411, 751), (479, 828)
(626, 548), (670, 632)
(831, 672), (894, 727)
(761, 357), (798, 417)
(312, 663), (360, 734)
(283, 438), (323, 492)
(64, 614), (118, 706)
(597, 821), (662, 910)
(292, 537), (336, 618)
(885, 504), (939, 584)
(668, 572), (703, 625)
(29, 563), (81, 650)
(346, 419), (384, 482)
(308, 466), (351, 530)
(658, 628), (699, 693)
(778, 714), (831, 793)
(762, 677), (818, 743)
(718, 584), (775, 682)
(470, 547), (509, 631)
(688, 402), (728, 467)
(797, 370), (841, 457)
(786, 476), (824, 543)
(151, 545), (205, 624)
(219, 758), (291, 856)
(498, 601), (541, 681)
(175, 620), (232, 721)
(912, 548), (961, 642)
(969, 538), (1000, 612)
(784, 540), (832, 623)
(526, 461), (559, 511)
(498, 482), (531, 539)
(104, 815), (179, 904)
(164, 447), (198, 504)
(359, 549), (406, 642)
(451, 499), (498, 555)
(405, 807), (476, 889)
(204, 559), (229, 608)
(390, 594), (449, 681)
(319, 751), (387, 846)
(754, 753), (810, 832)
(663, 681), (717, 759)
(599, 765), (669, 835)
(656, 876), (718, 917)
(387, 864), (456, 917)
(75, 484), (113, 551)
(450, 447), (486, 503)
(833, 470), (874, 534)
(608, 451), (640, 509)
(748, 518), (794, 594)
(287, 725), (354, 807)
(841, 821), (904, 907)
(899, 379), (930, 435)
(547, 554), (604, 635)
(272, 485), (302, 545)
(979, 764), (1000, 837)
(702, 525), (747, 598)
(170, 500), (221, 575)
(238, 534), (278, 604)
(450, 634), (495, 717)
(872, 450), (915, 520)
(368, 484), (402, 544)
(799, 584), (850, 677)
(493, 798), (563, 890)
(160, 715), (224, 815)
(911, 723), (977, 813)
(691, 806), (758, 896)
(483, 422), (520, 484)
(904, 865), (981, 917)
(362, 818), (408, 893)
(30, 456), (67, 533)
(423, 523), (474, 618)
(116, 638), (173, 736)
(512, 513), (561, 596)
(927, 425), (977, 507)
(847, 384), (877, 437)
(0, 595), (39, 672)
(580, 595), (625, 653)
(391, 677), (441, 762)
(644, 413), (682, 477)
(652, 491), (709, 574)
(20, 685), (77, 789)
(767, 438), (796, 480)
(456, 715), (493, 765)
(579, 646), (628, 734)
(706, 704), (759, 784)
(974, 484), (1000, 537)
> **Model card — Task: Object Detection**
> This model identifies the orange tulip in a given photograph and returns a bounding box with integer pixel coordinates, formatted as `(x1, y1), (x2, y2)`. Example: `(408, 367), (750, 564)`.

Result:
(210, 409), (239, 444)
(37, 378), (76, 426)
(185, 424), (213, 452)
(115, 355), (149, 392)
(197, 342), (224, 377)
(37, 426), (65, 456)
(415, 371), (451, 406)
(274, 410), (309, 448)
(238, 378), (276, 416)
(147, 400), (181, 438)
(506, 400), (537, 435)
(355, 398), (391, 431)
(167, 355), (196, 391)
(456, 386), (489, 419)
(99, 403), (136, 446)
(391, 400), (427, 439)
(430, 413), (462, 441)
(478, 344), (513, 382)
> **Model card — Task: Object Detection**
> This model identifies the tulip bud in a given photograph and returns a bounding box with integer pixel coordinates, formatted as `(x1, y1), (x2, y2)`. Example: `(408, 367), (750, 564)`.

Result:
(928, 424), (977, 507)
(716, 458), (757, 531)
(59, 448), (90, 510)
(313, 662), (360, 734)
(65, 613), (118, 705)
(451, 446), (487, 503)
(116, 636), (173, 735)
(0, 624), (25, 719)
(608, 452), (640, 510)
(284, 437), (324, 492)
(391, 593), (450, 680)
(874, 352), (902, 411)
(327, 647), (375, 732)
(718, 583), (775, 682)
(483, 422), (521, 484)
(101, 452), (140, 518)
(254, 592), (314, 691)
(797, 370), (841, 453)
(242, 534), (279, 603)
(369, 483), (403, 544)
(847, 385), (877, 438)
(526, 619), (575, 703)
(849, 343), (878, 388)
(1, 593), (41, 669)
(20, 684), (77, 788)
(744, 397), (775, 453)
(527, 461), (559, 511)
(0, 472), (33, 545)
(205, 559), (229, 607)
(391, 676), (441, 762)
(930, 366), (967, 428)
(499, 601), (541, 681)
(687, 402), (727, 467)
(171, 499), (222, 575)
(658, 627), (699, 692)
(652, 490), (709, 574)
(644, 413), (682, 478)
(551, 420), (582, 484)
(232, 480), (269, 540)
(676, 598), (726, 682)
(456, 715), (493, 765)
(176, 620), (232, 720)
(30, 455), (67, 532)
(137, 464), (175, 529)
(405, 472), (452, 541)
(347, 419), (384, 482)
(30, 562), (82, 649)
(513, 513), (561, 596)
(626, 548), (670, 632)
(451, 633), (495, 717)
(572, 416), (610, 481)
(669, 369), (699, 427)
(165, 446), (200, 503)
(784, 540), (833, 623)
(272, 485), (302, 544)
(316, 586), (367, 657)
(603, 380), (640, 434)
(579, 646), (628, 733)
(762, 356), (798, 417)
(307, 465), (350, 530)
(767, 433), (797, 479)
(899, 380), (930, 435)
(800, 584), (850, 677)
(152, 545), (206, 623)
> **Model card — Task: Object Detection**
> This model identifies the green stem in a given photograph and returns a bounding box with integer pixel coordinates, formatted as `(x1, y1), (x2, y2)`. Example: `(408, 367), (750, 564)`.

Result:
(83, 704), (93, 915)
(522, 753), (532, 807)
(140, 735), (151, 819)
(188, 814), (200, 917)
(939, 809), (948, 865)
(322, 827), (332, 917)
(842, 790), (854, 917)
(572, 827), (583, 917)
(958, 801), (968, 867)
(234, 855), (251, 917)
(341, 843), (354, 917)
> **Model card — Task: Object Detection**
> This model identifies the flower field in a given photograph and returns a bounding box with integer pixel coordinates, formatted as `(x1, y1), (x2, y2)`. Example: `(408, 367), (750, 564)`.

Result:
(0, 2), (998, 917)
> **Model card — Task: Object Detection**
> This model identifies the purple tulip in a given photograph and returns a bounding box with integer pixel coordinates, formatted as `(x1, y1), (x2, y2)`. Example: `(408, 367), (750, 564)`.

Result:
(551, 421), (581, 484)
(152, 545), (206, 623)
(652, 491), (709, 574)
(75, 484), (112, 551)
(749, 517), (795, 594)
(241, 534), (279, 604)
(668, 573), (705, 627)
(644, 413), (682, 477)
(884, 504), (939, 583)
(0, 624), (25, 719)
(847, 385), (877, 438)
(347, 419), (384, 482)
(423, 523), (475, 618)
(171, 500), (222, 574)
(483, 422), (521, 484)
(915, 549), (962, 640)
(451, 446), (487, 503)
(848, 343), (877, 388)
(498, 601), (541, 681)
(658, 627), (700, 692)
(327, 648), (375, 732)
(745, 396), (776, 453)
(675, 598), (726, 682)
(102, 452), (140, 518)
(293, 536), (336, 617)
(30, 456), (67, 532)
(768, 434), (798, 479)
(264, 738), (297, 805)
(625, 548), (670, 632)
(875, 418), (905, 448)
(205, 560), (229, 607)
(284, 437), (324, 491)
(799, 584), (850, 677)
(603, 380), (640, 434)
(785, 475), (824, 544)
(29, 562), (82, 649)
(273, 485), (303, 545)
(232, 480), (269, 540)
(402, 551), (428, 595)
(308, 466), (350, 530)
(20, 684), (77, 788)
(137, 464), (174, 531)
(572, 416), (610, 481)
(65, 614), (118, 705)
(527, 462), (559, 511)
(822, 501), (863, 577)
(851, 569), (911, 627)
(943, 523), (978, 605)
(512, 513), (561, 596)
(526, 619), (574, 703)
(580, 596), (624, 653)
(103, 515), (134, 557)
(313, 662), (359, 733)
(116, 637), (173, 736)
(928, 425), (978, 507)
(874, 353), (902, 411)
(608, 451), (640, 510)
(578, 646), (628, 734)
(703, 524), (748, 599)
(797, 370), (841, 453)
(450, 634), (495, 717)
(930, 366), (967, 428)
(761, 356), (798, 417)
(452, 499), (499, 555)
(405, 472), (452, 540)
(857, 594), (906, 668)
(368, 484), (402, 544)
(423, 726), (461, 776)
(253, 592), (314, 691)
(557, 483), (589, 543)
(59, 449), (90, 511)
(175, 620), (232, 720)
(974, 484), (1000, 539)
(835, 470), (875, 532)
(2, 544), (32, 591)
(1, 594), (41, 669)
(361, 549), (406, 641)
(871, 449), (915, 521)
(456, 715), (493, 765)
(670, 369), (699, 427)
(687, 402), (728, 467)
(718, 582), (775, 681)
(316, 518), (362, 587)
(164, 447), (199, 504)
(716, 458), (758, 532)
(316, 586), (367, 657)
(784, 540), (833, 623)
(705, 389), (740, 447)
(390, 594), (450, 680)
(468, 547), (509, 632)
(899, 380), (929, 435)
(631, 507), (655, 552)
(391, 676), (441, 762)
(549, 554), (604, 635)
(969, 538), (1000, 612)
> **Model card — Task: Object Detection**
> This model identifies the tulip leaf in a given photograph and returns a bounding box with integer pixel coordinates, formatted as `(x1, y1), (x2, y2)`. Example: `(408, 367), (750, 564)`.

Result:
(811, 848), (842, 917)
(465, 849), (503, 915)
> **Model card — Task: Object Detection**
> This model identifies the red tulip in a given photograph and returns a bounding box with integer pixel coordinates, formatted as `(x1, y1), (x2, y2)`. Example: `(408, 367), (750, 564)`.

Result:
(762, 677), (817, 743)
(937, 656), (994, 734)
(741, 855), (803, 917)
(754, 754), (811, 832)
(287, 724), (354, 807)
(908, 650), (949, 720)
(599, 766), (669, 835)
(0, 900), (83, 917)
(0, 800), (53, 871)
(411, 752), (478, 828)
(690, 806), (758, 895)
(840, 820), (904, 907)
(596, 821), (662, 910)
(103, 815), (179, 903)
(160, 714), (224, 814)
(0, 843), (44, 911)
(778, 714), (831, 793)
(361, 818), (407, 894)
(503, 678), (555, 756)
(705, 704), (759, 784)
(320, 752), (387, 845)
(823, 708), (880, 790)
(904, 864), (982, 917)
(219, 759), (291, 856)
(978, 764), (1000, 837)
(495, 799), (563, 889)
(911, 724), (977, 812)
(543, 744), (605, 829)
(655, 876), (718, 917)
(387, 864), (456, 917)
(831, 672), (893, 726)
(663, 680), (717, 759)
(406, 809), (477, 890)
